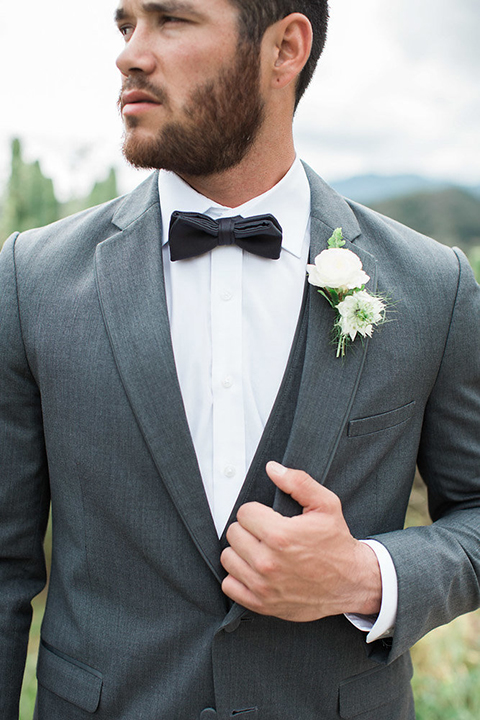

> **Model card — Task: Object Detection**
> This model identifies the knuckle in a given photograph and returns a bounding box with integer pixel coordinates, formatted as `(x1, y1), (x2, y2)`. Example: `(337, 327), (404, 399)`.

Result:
(295, 470), (313, 489)
(236, 502), (257, 522)
(255, 555), (278, 577)
(327, 491), (342, 512)
(294, 471), (321, 499)
(269, 531), (288, 552)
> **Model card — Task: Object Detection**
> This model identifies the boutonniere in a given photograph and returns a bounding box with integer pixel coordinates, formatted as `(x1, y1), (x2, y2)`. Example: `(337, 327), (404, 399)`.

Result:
(307, 228), (387, 358)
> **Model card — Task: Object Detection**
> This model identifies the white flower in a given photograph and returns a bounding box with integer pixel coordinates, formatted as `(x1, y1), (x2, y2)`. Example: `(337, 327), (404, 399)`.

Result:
(307, 248), (370, 291)
(336, 290), (386, 342)
(308, 228), (389, 357)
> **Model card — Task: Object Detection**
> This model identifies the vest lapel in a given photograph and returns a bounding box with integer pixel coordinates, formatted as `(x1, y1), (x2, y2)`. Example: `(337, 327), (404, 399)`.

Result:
(275, 166), (377, 515)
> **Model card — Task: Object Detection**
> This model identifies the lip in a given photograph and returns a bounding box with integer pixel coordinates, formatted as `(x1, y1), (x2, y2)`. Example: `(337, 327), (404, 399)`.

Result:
(121, 90), (162, 115)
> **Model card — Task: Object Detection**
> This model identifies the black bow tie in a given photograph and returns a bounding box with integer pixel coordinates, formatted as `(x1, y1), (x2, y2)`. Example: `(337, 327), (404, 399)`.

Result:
(168, 211), (283, 261)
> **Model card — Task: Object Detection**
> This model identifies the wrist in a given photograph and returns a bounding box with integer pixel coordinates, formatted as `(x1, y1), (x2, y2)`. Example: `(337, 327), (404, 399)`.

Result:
(350, 540), (382, 616)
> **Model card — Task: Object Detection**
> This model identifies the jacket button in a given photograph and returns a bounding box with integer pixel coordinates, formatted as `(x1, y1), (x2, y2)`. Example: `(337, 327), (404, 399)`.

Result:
(200, 709), (217, 719)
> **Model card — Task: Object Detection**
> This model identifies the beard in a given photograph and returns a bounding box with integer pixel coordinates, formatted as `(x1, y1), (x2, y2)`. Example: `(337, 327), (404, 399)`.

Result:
(119, 43), (265, 177)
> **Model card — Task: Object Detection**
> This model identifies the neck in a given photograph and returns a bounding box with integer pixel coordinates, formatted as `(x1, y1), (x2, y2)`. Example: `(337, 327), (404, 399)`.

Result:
(178, 125), (296, 208)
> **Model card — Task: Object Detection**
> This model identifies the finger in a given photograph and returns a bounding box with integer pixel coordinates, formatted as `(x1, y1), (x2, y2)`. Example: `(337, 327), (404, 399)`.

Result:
(225, 521), (262, 566)
(220, 545), (259, 588)
(221, 573), (265, 614)
(235, 501), (287, 545)
(266, 461), (341, 514)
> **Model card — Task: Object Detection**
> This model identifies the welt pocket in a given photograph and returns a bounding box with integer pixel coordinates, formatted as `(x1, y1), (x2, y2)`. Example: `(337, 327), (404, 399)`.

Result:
(338, 654), (413, 718)
(37, 640), (103, 713)
(348, 401), (416, 438)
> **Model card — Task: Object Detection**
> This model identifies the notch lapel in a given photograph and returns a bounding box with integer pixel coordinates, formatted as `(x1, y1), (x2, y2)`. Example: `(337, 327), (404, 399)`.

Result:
(95, 174), (222, 581)
(275, 166), (377, 515)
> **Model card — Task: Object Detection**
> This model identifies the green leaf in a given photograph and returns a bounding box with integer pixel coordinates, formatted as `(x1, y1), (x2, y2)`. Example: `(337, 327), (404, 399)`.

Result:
(327, 227), (345, 249)
(329, 288), (340, 305)
(317, 289), (335, 308)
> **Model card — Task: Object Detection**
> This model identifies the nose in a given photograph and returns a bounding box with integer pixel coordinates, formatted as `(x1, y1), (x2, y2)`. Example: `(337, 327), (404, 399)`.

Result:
(116, 28), (156, 77)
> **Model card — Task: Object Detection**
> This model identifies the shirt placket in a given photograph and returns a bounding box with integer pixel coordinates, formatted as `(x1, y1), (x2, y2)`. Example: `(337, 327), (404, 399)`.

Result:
(210, 244), (246, 536)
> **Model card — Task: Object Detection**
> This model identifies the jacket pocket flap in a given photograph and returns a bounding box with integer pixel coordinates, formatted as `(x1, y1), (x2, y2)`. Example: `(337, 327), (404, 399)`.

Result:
(338, 654), (413, 719)
(348, 401), (416, 438)
(37, 640), (103, 713)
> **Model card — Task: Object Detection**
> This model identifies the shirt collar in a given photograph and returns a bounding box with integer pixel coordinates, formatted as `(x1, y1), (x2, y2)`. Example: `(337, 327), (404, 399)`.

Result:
(158, 157), (311, 259)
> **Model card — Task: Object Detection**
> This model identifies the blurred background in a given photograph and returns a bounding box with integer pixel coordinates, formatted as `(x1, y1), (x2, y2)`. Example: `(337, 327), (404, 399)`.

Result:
(1, 0), (479, 717)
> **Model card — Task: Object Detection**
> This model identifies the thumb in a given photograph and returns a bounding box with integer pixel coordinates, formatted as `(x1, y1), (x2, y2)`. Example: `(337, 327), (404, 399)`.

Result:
(266, 461), (338, 513)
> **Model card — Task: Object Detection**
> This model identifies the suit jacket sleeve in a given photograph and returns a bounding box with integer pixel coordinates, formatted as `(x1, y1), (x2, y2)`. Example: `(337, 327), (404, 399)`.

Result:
(370, 248), (480, 664)
(0, 234), (50, 718)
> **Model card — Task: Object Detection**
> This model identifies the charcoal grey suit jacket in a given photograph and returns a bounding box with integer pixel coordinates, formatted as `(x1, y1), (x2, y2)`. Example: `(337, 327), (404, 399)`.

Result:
(1, 165), (480, 720)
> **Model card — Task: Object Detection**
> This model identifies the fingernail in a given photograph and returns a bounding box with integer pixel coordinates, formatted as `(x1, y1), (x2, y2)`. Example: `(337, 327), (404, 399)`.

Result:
(267, 461), (288, 475)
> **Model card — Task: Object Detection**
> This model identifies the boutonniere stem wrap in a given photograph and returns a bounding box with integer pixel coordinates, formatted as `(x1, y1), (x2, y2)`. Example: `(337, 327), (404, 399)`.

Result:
(307, 228), (387, 357)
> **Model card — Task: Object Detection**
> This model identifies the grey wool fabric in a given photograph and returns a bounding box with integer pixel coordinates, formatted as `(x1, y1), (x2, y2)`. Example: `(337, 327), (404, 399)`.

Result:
(0, 165), (479, 719)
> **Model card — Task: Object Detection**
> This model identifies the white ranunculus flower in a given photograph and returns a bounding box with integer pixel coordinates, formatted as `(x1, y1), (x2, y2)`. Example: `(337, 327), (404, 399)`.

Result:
(307, 248), (370, 291)
(337, 290), (386, 341)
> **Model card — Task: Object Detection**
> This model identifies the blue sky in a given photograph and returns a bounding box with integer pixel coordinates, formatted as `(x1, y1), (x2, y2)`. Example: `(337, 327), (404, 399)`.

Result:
(1, 0), (479, 199)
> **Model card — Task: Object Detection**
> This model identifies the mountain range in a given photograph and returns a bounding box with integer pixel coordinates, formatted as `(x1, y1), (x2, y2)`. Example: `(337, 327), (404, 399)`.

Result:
(329, 173), (480, 205)
(329, 174), (480, 252)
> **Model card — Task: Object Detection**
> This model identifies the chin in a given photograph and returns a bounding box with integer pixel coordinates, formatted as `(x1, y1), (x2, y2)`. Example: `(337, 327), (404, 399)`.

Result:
(122, 125), (156, 160)
(122, 134), (159, 170)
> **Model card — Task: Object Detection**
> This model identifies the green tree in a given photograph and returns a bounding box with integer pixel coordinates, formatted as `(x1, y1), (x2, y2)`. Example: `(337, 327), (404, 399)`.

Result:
(0, 139), (60, 245)
(87, 167), (118, 208)
(60, 167), (119, 218)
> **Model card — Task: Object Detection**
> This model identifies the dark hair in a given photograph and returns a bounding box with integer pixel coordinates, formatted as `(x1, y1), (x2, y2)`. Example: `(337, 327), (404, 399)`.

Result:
(229, 0), (329, 106)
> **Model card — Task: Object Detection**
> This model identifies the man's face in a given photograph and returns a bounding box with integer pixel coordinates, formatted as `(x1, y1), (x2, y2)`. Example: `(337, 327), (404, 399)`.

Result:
(115, 0), (265, 176)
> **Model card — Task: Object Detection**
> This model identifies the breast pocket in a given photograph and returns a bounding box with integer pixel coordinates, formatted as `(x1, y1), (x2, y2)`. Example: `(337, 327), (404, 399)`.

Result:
(36, 640), (103, 713)
(347, 401), (416, 438)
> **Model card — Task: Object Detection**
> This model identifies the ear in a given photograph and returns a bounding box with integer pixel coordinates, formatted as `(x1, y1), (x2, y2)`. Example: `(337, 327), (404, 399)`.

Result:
(266, 13), (313, 92)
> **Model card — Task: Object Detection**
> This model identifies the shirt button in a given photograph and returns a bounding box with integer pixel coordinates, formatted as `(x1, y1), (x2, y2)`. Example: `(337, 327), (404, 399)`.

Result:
(222, 376), (233, 388)
(224, 466), (236, 478)
(221, 291), (233, 301)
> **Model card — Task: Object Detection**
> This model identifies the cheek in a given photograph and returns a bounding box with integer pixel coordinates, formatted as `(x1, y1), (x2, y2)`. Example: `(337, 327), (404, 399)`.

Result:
(158, 32), (238, 89)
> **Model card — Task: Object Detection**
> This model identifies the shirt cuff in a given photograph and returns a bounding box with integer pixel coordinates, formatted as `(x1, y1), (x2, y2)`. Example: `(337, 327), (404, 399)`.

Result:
(344, 539), (398, 643)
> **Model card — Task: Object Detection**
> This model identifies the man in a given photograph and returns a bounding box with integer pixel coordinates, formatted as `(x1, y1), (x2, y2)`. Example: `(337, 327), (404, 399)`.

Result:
(1, 0), (479, 718)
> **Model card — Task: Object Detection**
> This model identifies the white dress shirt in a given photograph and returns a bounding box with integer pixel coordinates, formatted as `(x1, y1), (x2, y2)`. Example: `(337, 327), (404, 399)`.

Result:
(159, 158), (396, 642)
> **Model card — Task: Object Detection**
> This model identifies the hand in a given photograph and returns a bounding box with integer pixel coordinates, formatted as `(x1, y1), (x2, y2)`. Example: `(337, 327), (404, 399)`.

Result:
(220, 461), (382, 622)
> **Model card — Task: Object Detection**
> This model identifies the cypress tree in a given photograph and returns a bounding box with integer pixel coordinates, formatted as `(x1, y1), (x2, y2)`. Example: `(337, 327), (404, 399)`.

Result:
(0, 139), (60, 245)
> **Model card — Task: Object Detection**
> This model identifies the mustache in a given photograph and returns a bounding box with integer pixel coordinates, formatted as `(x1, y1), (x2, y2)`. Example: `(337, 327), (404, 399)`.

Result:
(118, 76), (168, 110)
